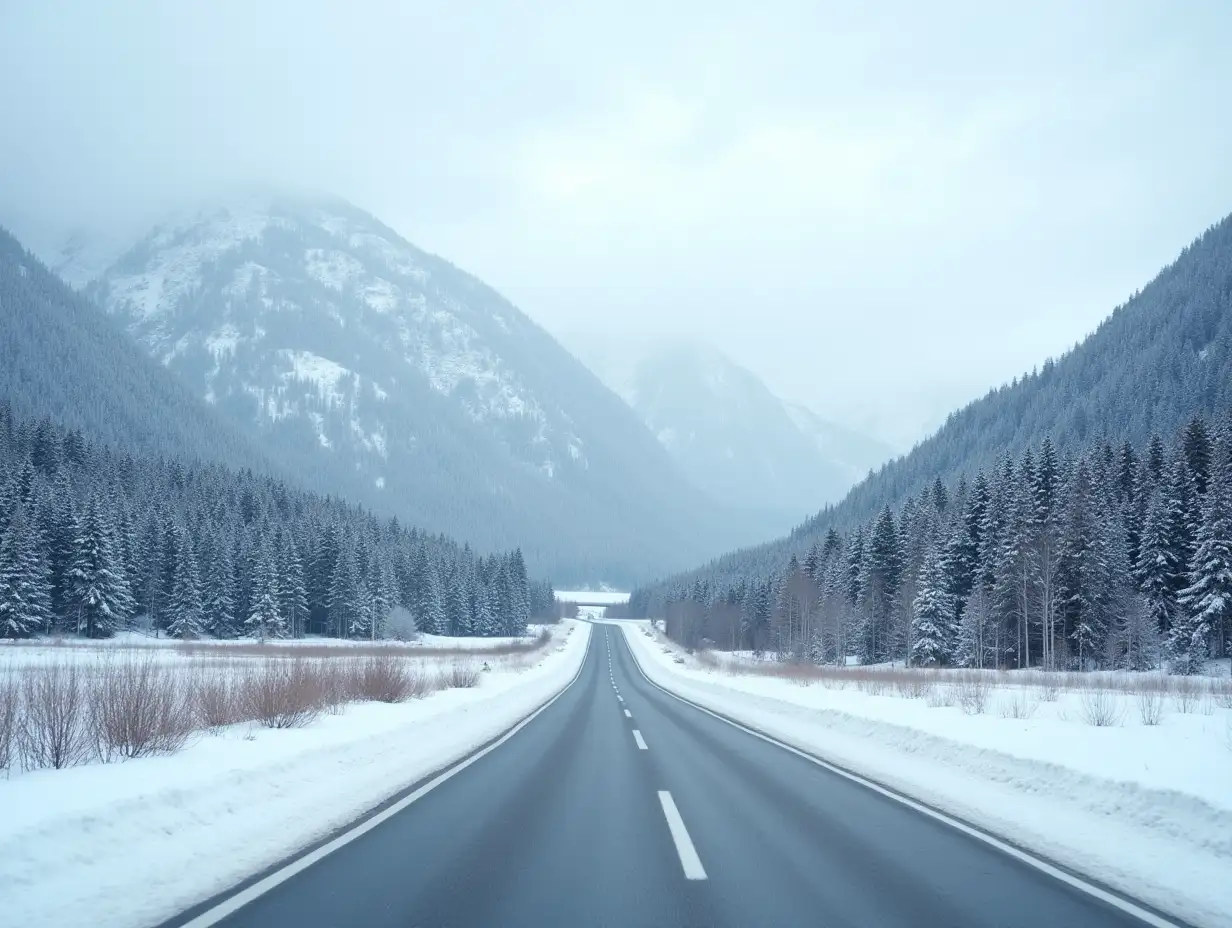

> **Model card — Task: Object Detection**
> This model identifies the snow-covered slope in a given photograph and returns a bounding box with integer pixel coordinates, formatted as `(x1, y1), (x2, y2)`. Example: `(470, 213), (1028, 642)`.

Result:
(575, 338), (894, 516)
(84, 195), (744, 583)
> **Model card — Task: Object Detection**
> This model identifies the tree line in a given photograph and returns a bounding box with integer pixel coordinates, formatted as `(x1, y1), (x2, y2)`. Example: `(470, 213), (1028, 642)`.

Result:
(0, 404), (560, 640)
(632, 414), (1232, 675)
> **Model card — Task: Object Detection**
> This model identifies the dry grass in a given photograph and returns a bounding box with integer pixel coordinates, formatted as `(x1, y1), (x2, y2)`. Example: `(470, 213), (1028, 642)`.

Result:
(686, 646), (1232, 704)
(0, 628), (533, 772)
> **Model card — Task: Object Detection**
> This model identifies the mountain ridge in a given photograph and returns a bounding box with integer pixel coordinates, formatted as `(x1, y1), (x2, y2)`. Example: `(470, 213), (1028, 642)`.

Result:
(77, 194), (764, 583)
(633, 209), (1232, 596)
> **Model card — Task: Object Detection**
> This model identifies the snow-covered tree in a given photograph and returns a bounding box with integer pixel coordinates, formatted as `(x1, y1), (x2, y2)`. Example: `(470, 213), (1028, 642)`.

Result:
(67, 496), (133, 638)
(1173, 451), (1232, 673)
(246, 542), (284, 642)
(167, 536), (205, 639)
(0, 505), (52, 638)
(910, 543), (954, 667)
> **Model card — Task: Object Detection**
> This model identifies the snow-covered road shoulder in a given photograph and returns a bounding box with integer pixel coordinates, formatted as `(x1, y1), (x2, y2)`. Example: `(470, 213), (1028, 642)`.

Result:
(618, 622), (1232, 928)
(0, 621), (590, 928)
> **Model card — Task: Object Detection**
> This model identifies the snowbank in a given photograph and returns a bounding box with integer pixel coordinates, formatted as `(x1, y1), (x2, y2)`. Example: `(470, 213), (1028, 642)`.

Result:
(0, 621), (590, 928)
(619, 622), (1232, 928)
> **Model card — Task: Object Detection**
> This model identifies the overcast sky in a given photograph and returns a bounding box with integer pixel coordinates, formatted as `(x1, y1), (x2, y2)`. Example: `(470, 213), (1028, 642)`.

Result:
(3, 1), (1231, 447)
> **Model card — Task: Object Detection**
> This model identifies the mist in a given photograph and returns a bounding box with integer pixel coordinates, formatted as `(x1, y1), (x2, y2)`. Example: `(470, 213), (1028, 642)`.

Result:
(3, 0), (1231, 446)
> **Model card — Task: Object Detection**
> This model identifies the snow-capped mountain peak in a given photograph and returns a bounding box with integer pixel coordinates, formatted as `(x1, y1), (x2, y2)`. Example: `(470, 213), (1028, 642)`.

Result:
(91, 195), (579, 481)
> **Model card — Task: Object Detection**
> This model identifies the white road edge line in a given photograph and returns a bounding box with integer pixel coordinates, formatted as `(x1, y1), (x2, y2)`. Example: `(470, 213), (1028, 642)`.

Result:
(658, 790), (707, 880)
(620, 627), (1183, 928)
(632, 729), (648, 750)
(177, 627), (594, 928)
(624, 709), (632, 718)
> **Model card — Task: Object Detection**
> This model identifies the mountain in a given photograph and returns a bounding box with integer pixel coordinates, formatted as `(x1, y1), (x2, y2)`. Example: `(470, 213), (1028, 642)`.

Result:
(633, 210), (1232, 598)
(572, 338), (894, 517)
(0, 226), (264, 468)
(81, 195), (753, 584)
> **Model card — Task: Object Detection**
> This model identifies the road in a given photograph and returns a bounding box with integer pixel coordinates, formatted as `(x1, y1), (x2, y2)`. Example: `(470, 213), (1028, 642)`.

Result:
(168, 623), (1172, 928)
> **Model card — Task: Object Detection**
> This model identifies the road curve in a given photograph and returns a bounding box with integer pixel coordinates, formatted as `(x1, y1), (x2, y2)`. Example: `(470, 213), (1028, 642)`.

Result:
(164, 624), (1175, 928)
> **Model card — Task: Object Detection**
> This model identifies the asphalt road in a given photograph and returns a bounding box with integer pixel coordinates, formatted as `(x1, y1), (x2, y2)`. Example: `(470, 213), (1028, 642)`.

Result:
(170, 623), (1171, 928)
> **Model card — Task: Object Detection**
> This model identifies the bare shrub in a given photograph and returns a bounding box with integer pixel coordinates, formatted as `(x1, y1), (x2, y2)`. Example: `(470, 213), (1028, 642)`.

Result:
(441, 662), (480, 689)
(1137, 688), (1164, 726)
(895, 676), (934, 699)
(240, 659), (329, 729)
(997, 689), (1039, 720)
(92, 654), (194, 759)
(957, 678), (990, 715)
(1038, 674), (1061, 702)
(1079, 689), (1125, 727)
(1213, 685), (1232, 710)
(926, 684), (955, 708)
(0, 669), (18, 771)
(352, 655), (416, 703)
(1173, 681), (1202, 714)
(20, 661), (93, 769)
(195, 664), (248, 728)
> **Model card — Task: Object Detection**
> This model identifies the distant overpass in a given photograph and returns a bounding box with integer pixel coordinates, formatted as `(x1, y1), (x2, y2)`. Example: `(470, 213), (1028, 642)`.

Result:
(555, 591), (630, 610)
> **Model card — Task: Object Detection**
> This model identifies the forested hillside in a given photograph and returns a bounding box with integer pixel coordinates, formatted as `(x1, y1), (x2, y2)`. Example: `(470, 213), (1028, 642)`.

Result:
(0, 228), (263, 469)
(0, 405), (555, 641)
(636, 212), (1232, 598)
(634, 415), (1232, 675)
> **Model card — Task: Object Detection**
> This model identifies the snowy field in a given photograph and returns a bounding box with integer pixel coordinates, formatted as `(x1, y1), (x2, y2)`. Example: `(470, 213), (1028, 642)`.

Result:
(0, 621), (589, 928)
(618, 621), (1232, 928)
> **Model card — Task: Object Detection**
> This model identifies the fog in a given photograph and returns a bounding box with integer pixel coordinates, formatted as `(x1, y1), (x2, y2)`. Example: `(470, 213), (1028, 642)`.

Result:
(3, 0), (1231, 446)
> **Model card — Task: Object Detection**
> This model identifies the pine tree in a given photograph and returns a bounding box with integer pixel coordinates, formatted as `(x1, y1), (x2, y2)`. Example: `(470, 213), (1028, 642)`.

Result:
(1058, 460), (1104, 668)
(167, 537), (205, 639)
(246, 542), (284, 641)
(860, 506), (902, 663)
(1181, 416), (1213, 495)
(68, 497), (133, 638)
(328, 540), (360, 638)
(280, 536), (309, 638)
(447, 563), (471, 635)
(1174, 451), (1232, 673)
(1138, 492), (1181, 636)
(507, 548), (531, 635)
(203, 530), (237, 637)
(911, 542), (955, 667)
(0, 505), (53, 638)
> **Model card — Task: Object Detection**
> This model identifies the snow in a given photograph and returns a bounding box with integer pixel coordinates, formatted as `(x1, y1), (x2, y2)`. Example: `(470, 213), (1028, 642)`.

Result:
(281, 350), (352, 407)
(104, 205), (272, 321)
(362, 278), (400, 313)
(618, 623), (1232, 928)
(304, 248), (365, 291)
(0, 622), (589, 928)
(374, 476), (385, 489)
(307, 411), (330, 448)
(204, 324), (242, 358)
